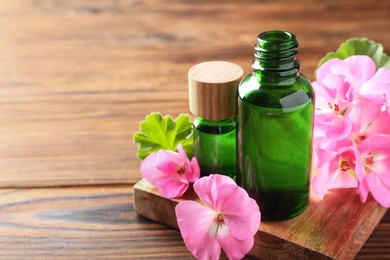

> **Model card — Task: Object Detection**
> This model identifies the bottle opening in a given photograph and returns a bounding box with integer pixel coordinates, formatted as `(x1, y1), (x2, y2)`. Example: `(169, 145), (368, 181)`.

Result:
(252, 30), (300, 83)
(257, 30), (298, 51)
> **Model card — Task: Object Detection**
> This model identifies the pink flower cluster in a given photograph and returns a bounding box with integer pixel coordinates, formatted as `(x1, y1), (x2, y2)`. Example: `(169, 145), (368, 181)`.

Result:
(141, 148), (261, 259)
(312, 55), (390, 208)
(141, 144), (200, 198)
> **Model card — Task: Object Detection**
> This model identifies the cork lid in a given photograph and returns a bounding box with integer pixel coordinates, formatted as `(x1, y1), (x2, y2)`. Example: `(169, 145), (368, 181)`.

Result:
(188, 61), (244, 120)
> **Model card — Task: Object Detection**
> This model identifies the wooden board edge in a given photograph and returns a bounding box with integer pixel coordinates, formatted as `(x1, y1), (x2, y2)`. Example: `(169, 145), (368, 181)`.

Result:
(134, 179), (179, 229)
(334, 203), (387, 259)
(133, 179), (388, 259)
(133, 178), (332, 259)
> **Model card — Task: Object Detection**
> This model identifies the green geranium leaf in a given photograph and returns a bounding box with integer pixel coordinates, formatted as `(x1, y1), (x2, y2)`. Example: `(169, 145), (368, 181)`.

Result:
(133, 113), (194, 160)
(317, 38), (390, 70)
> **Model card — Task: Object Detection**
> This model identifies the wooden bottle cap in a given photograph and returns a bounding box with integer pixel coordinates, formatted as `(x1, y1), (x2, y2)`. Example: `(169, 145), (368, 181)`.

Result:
(188, 61), (244, 120)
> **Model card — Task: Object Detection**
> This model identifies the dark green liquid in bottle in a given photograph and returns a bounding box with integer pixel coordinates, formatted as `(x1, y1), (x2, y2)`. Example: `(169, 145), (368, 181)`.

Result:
(194, 117), (237, 179)
(238, 31), (314, 220)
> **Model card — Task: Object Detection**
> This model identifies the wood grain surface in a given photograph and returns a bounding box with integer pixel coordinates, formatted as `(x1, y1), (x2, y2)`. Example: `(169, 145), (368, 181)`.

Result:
(0, 185), (191, 259)
(0, 185), (387, 259)
(1, 0), (390, 186)
(0, 0), (389, 258)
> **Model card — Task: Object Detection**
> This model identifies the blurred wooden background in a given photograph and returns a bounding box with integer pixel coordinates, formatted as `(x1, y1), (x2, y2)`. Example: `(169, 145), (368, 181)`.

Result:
(0, 0), (388, 259)
(1, 0), (390, 187)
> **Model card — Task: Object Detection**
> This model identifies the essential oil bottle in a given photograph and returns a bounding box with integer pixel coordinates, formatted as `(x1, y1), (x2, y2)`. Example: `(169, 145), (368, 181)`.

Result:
(238, 31), (314, 220)
(188, 61), (243, 179)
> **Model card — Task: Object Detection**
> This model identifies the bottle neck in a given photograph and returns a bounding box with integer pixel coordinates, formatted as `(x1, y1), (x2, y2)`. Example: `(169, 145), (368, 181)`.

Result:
(194, 117), (236, 134)
(252, 31), (300, 85)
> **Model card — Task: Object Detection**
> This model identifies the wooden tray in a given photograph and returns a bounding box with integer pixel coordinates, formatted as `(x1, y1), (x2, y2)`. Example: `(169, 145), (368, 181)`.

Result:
(133, 178), (387, 259)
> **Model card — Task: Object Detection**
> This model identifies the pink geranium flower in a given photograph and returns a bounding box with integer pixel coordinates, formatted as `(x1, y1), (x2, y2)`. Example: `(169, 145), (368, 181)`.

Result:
(317, 55), (390, 105)
(312, 144), (357, 199)
(312, 55), (390, 207)
(313, 74), (353, 140)
(141, 145), (200, 198)
(355, 135), (390, 207)
(175, 174), (260, 260)
(359, 68), (390, 105)
(348, 97), (390, 144)
(317, 55), (377, 93)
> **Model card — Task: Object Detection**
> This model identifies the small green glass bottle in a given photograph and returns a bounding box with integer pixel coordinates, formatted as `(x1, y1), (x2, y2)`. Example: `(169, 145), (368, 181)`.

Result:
(188, 61), (243, 179)
(238, 31), (314, 220)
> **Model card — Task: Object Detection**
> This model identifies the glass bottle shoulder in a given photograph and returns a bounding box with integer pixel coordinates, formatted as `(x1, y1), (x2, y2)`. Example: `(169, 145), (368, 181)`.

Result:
(238, 72), (314, 108)
(194, 117), (236, 134)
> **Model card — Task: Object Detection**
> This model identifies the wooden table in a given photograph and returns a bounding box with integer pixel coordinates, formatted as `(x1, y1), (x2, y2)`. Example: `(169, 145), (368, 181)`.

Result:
(0, 0), (389, 259)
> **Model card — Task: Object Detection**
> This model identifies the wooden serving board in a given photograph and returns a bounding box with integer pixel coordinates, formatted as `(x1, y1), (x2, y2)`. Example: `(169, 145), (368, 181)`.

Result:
(134, 178), (387, 260)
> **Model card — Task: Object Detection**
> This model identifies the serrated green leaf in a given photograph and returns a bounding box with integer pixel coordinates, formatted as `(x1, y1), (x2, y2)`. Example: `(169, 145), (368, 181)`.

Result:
(133, 113), (194, 160)
(317, 38), (390, 72)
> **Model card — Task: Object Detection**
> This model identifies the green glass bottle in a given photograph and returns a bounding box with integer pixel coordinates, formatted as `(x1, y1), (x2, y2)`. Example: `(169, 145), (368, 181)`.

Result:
(188, 61), (243, 178)
(193, 117), (237, 178)
(238, 31), (314, 220)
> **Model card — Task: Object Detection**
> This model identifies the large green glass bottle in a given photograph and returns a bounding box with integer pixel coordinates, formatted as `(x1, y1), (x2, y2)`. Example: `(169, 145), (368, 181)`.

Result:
(238, 31), (314, 220)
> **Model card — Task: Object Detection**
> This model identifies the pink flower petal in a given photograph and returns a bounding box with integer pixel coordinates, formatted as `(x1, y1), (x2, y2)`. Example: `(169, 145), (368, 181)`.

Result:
(156, 177), (188, 198)
(176, 144), (200, 183)
(194, 175), (260, 241)
(348, 97), (382, 132)
(313, 74), (353, 141)
(327, 168), (358, 190)
(313, 55), (390, 206)
(141, 153), (164, 186)
(321, 74), (352, 103)
(364, 112), (390, 137)
(312, 163), (332, 199)
(141, 151), (188, 198)
(362, 147), (390, 191)
(194, 174), (236, 209)
(314, 138), (352, 152)
(354, 146), (370, 203)
(176, 175), (260, 258)
(215, 185), (260, 240)
(313, 145), (358, 199)
(360, 68), (390, 96)
(217, 231), (254, 260)
(328, 148), (357, 189)
(381, 175), (390, 192)
(344, 55), (376, 82)
(325, 116), (353, 141)
(316, 56), (378, 94)
(358, 135), (390, 154)
(140, 145), (200, 199)
(224, 202), (260, 241)
(316, 58), (350, 82)
(314, 148), (337, 168)
(177, 144), (186, 158)
(175, 201), (221, 260)
(177, 144), (190, 172)
(314, 113), (335, 126)
(356, 136), (390, 206)
(357, 181), (370, 203)
(313, 81), (337, 110)
(155, 150), (182, 175)
(375, 157), (390, 190)
(367, 173), (390, 208)
(188, 157), (201, 182)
